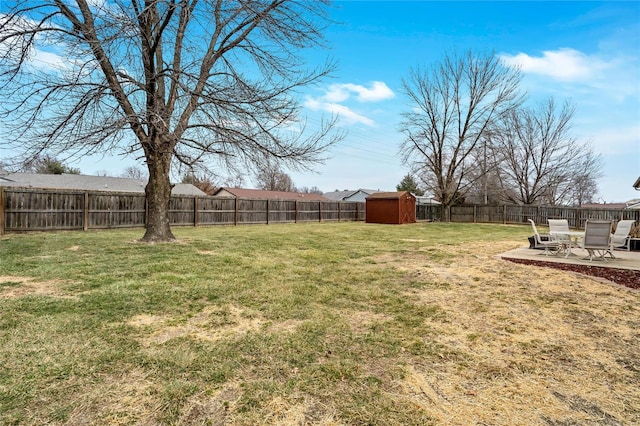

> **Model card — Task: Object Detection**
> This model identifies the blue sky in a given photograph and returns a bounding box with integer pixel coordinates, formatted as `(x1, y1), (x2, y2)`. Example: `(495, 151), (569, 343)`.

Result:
(2, 1), (639, 203)
(293, 0), (640, 202)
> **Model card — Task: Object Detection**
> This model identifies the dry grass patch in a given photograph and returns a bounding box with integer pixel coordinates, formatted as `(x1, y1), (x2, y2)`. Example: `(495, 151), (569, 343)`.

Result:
(378, 240), (640, 425)
(128, 304), (266, 346)
(65, 368), (156, 425)
(345, 310), (393, 334)
(0, 275), (77, 300)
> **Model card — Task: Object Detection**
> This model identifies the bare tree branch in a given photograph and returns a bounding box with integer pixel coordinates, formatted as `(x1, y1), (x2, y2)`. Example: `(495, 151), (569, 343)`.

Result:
(492, 98), (603, 205)
(399, 50), (523, 218)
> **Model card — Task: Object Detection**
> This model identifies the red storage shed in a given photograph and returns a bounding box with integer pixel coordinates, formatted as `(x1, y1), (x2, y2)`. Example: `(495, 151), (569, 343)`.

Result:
(365, 191), (416, 224)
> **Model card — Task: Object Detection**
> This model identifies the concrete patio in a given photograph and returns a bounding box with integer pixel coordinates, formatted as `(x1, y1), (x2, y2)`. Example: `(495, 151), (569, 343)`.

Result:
(500, 246), (640, 271)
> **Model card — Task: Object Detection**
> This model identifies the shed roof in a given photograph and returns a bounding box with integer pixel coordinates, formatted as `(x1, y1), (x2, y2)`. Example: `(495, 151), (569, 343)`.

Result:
(213, 187), (329, 201)
(365, 191), (414, 200)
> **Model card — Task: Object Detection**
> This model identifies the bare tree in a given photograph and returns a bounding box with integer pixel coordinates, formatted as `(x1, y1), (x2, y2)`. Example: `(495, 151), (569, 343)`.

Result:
(181, 171), (218, 195)
(0, 0), (340, 241)
(569, 150), (602, 206)
(121, 166), (148, 181)
(399, 50), (523, 219)
(298, 186), (323, 195)
(492, 98), (602, 206)
(254, 161), (295, 191)
(223, 174), (246, 189)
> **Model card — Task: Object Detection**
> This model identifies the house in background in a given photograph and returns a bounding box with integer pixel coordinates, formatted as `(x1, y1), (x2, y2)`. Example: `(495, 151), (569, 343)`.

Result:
(634, 176), (640, 191)
(324, 189), (383, 202)
(0, 172), (206, 196)
(212, 187), (329, 201)
(580, 199), (640, 210)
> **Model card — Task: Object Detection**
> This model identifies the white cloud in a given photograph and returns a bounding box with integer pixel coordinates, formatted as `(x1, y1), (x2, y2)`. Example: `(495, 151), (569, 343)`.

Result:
(30, 49), (69, 71)
(499, 48), (609, 81)
(304, 81), (394, 127)
(304, 97), (375, 126)
(325, 81), (395, 103)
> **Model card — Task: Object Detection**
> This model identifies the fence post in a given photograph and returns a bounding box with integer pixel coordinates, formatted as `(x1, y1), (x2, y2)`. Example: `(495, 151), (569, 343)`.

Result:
(194, 196), (199, 227)
(83, 191), (89, 231)
(234, 198), (238, 226)
(0, 187), (5, 235)
(503, 205), (507, 224)
(338, 202), (341, 221)
(355, 202), (359, 222)
(473, 205), (477, 223)
(266, 199), (270, 225)
(295, 200), (298, 223)
(319, 201), (322, 222)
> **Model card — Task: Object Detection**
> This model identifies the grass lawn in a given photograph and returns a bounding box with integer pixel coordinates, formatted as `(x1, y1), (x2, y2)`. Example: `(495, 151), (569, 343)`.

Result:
(1, 222), (638, 425)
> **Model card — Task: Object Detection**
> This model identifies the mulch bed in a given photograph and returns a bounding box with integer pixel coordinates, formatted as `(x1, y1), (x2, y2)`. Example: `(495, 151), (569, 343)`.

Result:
(505, 258), (640, 290)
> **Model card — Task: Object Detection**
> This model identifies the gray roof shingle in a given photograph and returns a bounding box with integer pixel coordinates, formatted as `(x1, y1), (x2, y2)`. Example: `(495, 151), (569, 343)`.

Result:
(0, 173), (206, 196)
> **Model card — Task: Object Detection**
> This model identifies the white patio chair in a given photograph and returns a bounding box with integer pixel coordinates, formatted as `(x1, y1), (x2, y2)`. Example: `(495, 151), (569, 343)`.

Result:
(581, 220), (614, 261)
(611, 220), (635, 249)
(548, 219), (572, 247)
(528, 219), (562, 256)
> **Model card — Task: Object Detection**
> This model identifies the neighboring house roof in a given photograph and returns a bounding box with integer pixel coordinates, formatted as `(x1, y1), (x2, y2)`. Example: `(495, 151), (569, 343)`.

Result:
(580, 203), (627, 209)
(172, 183), (208, 196)
(323, 190), (358, 201)
(324, 189), (382, 201)
(580, 200), (640, 210)
(634, 176), (640, 190)
(213, 187), (329, 201)
(0, 172), (206, 196)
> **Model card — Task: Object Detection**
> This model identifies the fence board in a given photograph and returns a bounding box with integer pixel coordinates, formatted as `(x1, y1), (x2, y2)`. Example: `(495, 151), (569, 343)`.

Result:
(3, 189), (84, 231)
(88, 192), (146, 229)
(198, 197), (236, 225)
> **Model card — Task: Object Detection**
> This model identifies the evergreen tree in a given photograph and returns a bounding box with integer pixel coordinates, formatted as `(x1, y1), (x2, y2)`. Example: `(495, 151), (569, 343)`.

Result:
(396, 174), (424, 196)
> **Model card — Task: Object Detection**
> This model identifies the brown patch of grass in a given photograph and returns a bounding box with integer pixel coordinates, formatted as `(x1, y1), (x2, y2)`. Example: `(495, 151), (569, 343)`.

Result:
(378, 240), (640, 425)
(129, 305), (265, 346)
(197, 250), (218, 255)
(0, 275), (77, 300)
(176, 383), (242, 425)
(65, 368), (156, 425)
(345, 310), (393, 334)
(265, 318), (305, 334)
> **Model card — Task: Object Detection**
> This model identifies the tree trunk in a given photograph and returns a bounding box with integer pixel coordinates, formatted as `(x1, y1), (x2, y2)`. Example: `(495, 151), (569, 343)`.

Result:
(141, 151), (176, 242)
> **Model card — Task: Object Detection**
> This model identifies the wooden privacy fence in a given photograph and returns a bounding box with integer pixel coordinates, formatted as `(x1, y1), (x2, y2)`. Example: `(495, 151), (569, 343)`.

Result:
(1, 187), (638, 234)
(0, 187), (366, 234)
(418, 204), (640, 229)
